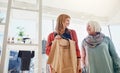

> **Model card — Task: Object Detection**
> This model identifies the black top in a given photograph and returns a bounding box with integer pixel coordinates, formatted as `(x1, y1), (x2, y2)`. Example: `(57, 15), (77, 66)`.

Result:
(54, 28), (71, 40)
(18, 51), (34, 70)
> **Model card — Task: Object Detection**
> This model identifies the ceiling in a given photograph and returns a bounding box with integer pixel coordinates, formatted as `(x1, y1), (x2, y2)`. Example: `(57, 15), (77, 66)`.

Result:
(43, 0), (120, 23)
(0, 0), (120, 23)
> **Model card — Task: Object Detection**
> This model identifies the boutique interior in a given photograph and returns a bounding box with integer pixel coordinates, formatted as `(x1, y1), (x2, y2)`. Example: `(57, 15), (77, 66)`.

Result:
(0, 0), (120, 73)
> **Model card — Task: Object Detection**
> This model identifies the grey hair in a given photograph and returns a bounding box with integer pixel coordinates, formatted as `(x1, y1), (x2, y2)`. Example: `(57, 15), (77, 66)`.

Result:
(88, 20), (101, 32)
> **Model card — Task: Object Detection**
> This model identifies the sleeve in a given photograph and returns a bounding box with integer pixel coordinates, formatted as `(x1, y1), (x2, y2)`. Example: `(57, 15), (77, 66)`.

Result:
(107, 37), (120, 73)
(46, 33), (54, 56)
(71, 30), (81, 58)
(81, 40), (86, 66)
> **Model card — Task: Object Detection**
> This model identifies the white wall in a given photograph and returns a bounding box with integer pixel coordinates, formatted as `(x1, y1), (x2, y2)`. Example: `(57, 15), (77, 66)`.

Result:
(109, 10), (120, 24)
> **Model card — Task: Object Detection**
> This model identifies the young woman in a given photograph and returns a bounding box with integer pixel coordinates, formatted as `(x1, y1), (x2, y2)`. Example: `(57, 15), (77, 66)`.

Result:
(46, 14), (81, 73)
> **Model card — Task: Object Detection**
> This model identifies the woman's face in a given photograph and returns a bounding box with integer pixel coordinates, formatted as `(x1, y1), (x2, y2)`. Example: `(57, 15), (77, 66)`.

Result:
(63, 18), (70, 28)
(87, 24), (95, 35)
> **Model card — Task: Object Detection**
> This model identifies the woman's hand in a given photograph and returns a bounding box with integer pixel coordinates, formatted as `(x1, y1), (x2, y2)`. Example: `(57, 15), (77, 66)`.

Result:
(55, 35), (61, 39)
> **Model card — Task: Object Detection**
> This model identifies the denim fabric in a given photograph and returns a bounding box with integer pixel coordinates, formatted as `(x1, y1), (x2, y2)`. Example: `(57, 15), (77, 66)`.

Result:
(8, 51), (21, 73)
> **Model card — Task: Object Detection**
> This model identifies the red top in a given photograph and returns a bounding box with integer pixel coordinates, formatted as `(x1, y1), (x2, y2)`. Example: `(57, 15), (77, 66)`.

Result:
(46, 29), (81, 58)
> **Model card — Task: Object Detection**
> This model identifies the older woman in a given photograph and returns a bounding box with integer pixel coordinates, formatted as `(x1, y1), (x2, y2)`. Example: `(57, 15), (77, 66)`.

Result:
(81, 21), (120, 73)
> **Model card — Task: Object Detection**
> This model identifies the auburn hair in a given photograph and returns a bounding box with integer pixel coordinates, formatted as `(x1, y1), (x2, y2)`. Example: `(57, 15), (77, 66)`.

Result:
(55, 14), (70, 35)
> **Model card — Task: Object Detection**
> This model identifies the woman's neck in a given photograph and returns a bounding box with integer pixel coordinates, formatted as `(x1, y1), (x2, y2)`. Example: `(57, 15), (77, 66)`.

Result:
(90, 32), (100, 36)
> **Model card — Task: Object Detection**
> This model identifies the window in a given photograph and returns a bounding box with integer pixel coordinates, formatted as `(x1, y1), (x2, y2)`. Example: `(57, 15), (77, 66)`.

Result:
(110, 25), (120, 57)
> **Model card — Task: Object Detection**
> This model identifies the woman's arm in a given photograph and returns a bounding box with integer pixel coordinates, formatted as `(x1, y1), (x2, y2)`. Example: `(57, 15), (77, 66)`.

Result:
(46, 33), (54, 56)
(107, 37), (120, 73)
(71, 30), (81, 58)
(70, 29), (81, 72)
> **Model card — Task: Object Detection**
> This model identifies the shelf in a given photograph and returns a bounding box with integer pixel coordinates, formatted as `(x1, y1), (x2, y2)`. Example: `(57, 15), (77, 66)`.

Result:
(7, 43), (38, 46)
(7, 43), (39, 51)
(11, 1), (39, 12)
(11, 7), (39, 12)
(13, 0), (37, 5)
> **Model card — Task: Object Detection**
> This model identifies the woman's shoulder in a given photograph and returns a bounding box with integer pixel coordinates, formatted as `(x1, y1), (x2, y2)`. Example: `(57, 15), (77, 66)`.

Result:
(48, 32), (56, 37)
(69, 29), (76, 33)
(103, 36), (112, 44)
(49, 32), (54, 35)
(104, 36), (111, 41)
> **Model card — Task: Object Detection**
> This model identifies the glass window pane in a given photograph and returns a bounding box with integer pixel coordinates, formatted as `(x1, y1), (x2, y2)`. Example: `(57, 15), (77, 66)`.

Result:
(8, 9), (38, 44)
(0, 0), (8, 23)
(110, 25), (120, 57)
(0, 25), (5, 63)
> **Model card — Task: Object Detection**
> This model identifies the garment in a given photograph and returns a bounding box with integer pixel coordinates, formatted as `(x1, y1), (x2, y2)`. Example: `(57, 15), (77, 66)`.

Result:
(81, 33), (120, 73)
(8, 51), (21, 73)
(84, 33), (104, 47)
(46, 29), (80, 58)
(47, 39), (77, 73)
(54, 28), (71, 40)
(18, 51), (34, 71)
